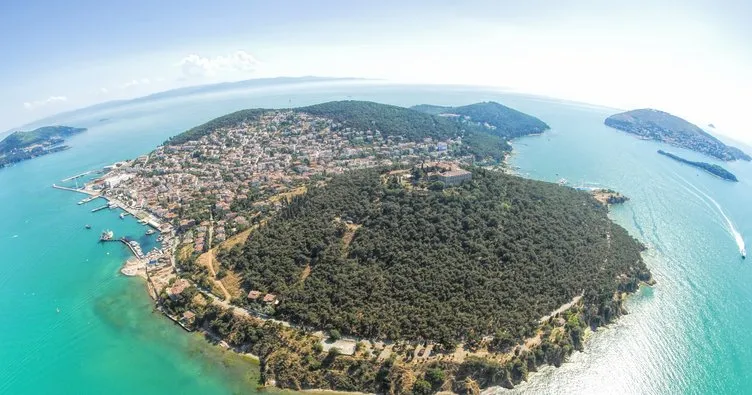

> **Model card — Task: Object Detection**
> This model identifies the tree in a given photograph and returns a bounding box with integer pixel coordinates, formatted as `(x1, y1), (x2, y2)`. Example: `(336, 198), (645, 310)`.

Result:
(412, 379), (432, 395)
(329, 329), (342, 342)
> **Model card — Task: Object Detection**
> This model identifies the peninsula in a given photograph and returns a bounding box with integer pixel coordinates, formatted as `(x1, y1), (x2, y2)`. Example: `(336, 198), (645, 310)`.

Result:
(0, 125), (86, 168)
(657, 150), (738, 182)
(604, 109), (750, 162)
(83, 101), (650, 394)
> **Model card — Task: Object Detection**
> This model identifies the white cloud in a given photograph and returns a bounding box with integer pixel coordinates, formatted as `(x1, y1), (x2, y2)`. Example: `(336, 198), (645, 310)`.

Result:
(179, 50), (260, 78)
(23, 96), (68, 110)
(100, 87), (109, 94)
(120, 78), (151, 89)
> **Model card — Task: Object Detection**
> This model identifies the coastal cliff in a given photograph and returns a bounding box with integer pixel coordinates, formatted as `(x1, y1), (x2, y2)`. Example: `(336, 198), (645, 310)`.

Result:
(604, 109), (750, 162)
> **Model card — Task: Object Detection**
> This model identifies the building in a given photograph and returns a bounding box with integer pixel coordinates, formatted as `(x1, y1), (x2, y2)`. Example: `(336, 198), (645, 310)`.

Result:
(247, 290), (261, 300)
(168, 279), (191, 301)
(438, 169), (472, 186)
(263, 293), (279, 305)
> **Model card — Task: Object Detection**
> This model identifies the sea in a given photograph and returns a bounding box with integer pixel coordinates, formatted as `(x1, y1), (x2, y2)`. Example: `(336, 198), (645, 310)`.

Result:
(0, 81), (751, 394)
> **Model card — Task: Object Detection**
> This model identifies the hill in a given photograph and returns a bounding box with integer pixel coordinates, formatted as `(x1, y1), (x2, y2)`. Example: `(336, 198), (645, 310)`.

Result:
(166, 100), (549, 163)
(411, 101), (549, 138)
(657, 150), (738, 182)
(0, 125), (86, 168)
(604, 109), (750, 161)
(219, 167), (651, 347)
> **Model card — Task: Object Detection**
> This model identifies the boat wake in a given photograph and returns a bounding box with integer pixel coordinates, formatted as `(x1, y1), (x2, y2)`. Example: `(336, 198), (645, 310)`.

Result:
(675, 174), (746, 258)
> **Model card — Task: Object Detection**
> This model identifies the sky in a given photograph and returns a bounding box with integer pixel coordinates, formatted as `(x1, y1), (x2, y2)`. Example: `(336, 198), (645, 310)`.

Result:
(1, 0), (751, 141)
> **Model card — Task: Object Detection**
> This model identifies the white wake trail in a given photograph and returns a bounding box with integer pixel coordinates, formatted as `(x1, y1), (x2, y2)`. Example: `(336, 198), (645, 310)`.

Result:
(674, 173), (746, 256)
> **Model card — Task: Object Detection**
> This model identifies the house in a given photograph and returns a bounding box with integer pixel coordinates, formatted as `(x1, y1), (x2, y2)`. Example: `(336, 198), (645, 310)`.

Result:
(263, 293), (279, 305)
(247, 290), (261, 300)
(168, 279), (191, 301)
(180, 311), (196, 328)
(438, 169), (472, 186)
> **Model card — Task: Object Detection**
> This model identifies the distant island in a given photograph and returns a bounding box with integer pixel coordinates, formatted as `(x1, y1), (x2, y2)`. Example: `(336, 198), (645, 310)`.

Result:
(604, 109), (750, 162)
(72, 100), (650, 394)
(657, 150), (738, 182)
(0, 126), (86, 168)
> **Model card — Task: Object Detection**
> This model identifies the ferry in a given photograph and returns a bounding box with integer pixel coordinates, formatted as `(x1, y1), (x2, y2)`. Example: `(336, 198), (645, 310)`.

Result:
(145, 229), (156, 235)
(100, 230), (114, 241)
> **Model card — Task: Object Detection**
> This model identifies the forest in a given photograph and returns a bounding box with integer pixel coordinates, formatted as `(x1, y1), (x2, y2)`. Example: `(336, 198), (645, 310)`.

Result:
(411, 101), (550, 139)
(218, 167), (651, 349)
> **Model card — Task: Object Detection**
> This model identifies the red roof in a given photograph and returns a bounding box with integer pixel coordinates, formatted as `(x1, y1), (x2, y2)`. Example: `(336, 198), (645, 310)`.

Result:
(247, 290), (261, 300)
(262, 293), (277, 303)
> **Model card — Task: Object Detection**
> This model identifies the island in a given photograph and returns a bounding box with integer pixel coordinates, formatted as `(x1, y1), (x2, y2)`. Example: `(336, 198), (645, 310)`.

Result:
(657, 150), (738, 182)
(0, 125), (86, 168)
(604, 109), (750, 162)
(72, 101), (651, 394)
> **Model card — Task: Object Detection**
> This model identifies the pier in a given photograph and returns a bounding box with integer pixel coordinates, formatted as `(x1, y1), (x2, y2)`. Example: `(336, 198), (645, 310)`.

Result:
(61, 170), (95, 182)
(102, 237), (144, 259)
(91, 205), (109, 213)
(52, 184), (98, 196)
(78, 195), (100, 205)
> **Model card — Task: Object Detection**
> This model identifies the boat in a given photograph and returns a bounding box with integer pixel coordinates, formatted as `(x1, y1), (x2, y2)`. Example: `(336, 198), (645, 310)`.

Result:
(85, 224), (91, 229)
(119, 213), (126, 219)
(100, 230), (114, 241)
(145, 229), (156, 235)
(742, 247), (746, 260)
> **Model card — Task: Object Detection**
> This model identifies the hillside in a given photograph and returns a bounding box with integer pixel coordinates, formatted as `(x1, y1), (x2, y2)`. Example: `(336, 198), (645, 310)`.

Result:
(219, 167), (651, 347)
(604, 109), (750, 161)
(166, 100), (548, 162)
(0, 125), (86, 168)
(411, 101), (550, 139)
(0, 125), (85, 154)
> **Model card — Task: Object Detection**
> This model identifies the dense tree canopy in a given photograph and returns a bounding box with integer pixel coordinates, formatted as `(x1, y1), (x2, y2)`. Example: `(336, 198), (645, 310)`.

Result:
(411, 101), (550, 138)
(219, 168), (650, 347)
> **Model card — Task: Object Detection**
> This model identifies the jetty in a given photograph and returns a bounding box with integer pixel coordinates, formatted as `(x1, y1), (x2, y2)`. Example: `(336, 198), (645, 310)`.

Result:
(61, 170), (94, 182)
(52, 184), (97, 196)
(101, 237), (145, 259)
(78, 195), (100, 205)
(91, 205), (109, 213)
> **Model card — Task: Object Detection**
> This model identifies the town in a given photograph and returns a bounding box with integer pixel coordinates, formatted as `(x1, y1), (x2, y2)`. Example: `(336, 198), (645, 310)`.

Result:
(94, 110), (468, 255)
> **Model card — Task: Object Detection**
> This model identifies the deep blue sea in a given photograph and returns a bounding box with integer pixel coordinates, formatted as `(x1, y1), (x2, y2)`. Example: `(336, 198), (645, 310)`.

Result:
(1, 81), (750, 394)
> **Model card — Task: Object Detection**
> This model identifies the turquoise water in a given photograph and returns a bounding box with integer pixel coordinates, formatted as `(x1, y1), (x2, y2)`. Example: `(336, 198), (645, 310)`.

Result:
(1, 82), (751, 394)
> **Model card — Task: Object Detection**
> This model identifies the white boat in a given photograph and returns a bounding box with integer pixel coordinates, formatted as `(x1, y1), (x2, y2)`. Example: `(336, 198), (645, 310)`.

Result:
(742, 247), (746, 260)
(119, 213), (126, 219)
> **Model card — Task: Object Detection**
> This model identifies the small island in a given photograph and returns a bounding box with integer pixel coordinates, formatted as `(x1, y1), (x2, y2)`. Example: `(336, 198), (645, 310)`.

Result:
(604, 109), (750, 162)
(657, 150), (738, 182)
(0, 125), (87, 168)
